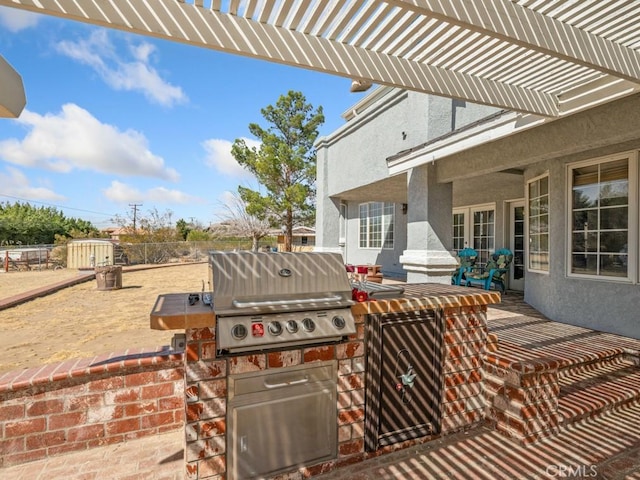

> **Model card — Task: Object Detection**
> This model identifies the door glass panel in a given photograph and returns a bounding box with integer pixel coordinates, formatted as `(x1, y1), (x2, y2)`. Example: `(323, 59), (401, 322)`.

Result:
(528, 176), (549, 272)
(512, 206), (525, 281)
(472, 209), (494, 266)
(452, 212), (466, 252)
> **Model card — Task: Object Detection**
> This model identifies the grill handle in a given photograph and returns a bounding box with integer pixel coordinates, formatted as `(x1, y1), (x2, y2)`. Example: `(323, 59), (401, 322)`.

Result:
(232, 295), (344, 308)
(264, 376), (309, 389)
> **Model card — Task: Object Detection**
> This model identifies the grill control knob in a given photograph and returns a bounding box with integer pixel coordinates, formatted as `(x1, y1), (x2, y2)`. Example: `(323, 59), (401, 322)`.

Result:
(302, 317), (316, 332)
(231, 324), (248, 340)
(268, 321), (283, 336)
(286, 320), (298, 333)
(332, 315), (346, 329)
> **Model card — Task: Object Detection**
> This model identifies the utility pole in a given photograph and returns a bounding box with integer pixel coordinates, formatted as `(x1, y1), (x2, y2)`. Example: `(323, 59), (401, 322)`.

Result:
(129, 203), (142, 233)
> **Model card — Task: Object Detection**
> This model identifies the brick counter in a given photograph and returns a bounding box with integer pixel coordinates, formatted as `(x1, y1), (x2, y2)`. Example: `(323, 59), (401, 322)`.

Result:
(0, 348), (184, 468)
(158, 284), (500, 480)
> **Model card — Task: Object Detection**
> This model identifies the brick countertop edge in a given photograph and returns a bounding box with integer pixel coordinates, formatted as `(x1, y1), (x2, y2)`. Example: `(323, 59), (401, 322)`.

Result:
(0, 347), (183, 394)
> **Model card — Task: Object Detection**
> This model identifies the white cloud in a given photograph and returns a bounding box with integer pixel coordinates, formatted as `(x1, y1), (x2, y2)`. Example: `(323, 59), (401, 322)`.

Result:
(55, 30), (187, 107)
(146, 186), (203, 204)
(103, 181), (143, 203)
(0, 6), (39, 32)
(103, 180), (202, 205)
(0, 166), (66, 202)
(202, 137), (259, 179)
(0, 104), (179, 181)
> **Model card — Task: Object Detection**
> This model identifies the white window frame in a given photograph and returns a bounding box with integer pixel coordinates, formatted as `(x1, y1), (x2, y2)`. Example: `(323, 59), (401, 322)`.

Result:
(565, 151), (638, 283)
(339, 202), (347, 246)
(526, 173), (550, 274)
(358, 202), (395, 249)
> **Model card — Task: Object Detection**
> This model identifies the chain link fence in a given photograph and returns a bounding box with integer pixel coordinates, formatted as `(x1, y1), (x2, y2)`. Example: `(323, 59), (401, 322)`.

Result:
(2, 239), (276, 271)
(118, 240), (269, 266)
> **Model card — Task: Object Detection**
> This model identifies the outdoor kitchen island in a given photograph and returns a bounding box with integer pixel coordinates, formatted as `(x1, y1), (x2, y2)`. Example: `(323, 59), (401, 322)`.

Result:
(150, 255), (500, 480)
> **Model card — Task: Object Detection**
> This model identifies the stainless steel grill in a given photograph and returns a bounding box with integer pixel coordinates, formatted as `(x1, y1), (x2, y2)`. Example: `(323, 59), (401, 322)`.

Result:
(209, 250), (356, 354)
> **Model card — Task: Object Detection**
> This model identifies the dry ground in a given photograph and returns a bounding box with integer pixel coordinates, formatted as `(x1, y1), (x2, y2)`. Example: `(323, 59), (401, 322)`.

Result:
(0, 263), (209, 374)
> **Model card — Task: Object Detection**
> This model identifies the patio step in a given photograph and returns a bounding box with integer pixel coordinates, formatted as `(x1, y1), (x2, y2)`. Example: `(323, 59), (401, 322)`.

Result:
(558, 354), (640, 426)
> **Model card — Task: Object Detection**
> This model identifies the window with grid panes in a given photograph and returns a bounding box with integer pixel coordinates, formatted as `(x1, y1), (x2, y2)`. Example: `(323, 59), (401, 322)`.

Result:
(359, 202), (394, 248)
(569, 157), (631, 279)
(528, 175), (549, 272)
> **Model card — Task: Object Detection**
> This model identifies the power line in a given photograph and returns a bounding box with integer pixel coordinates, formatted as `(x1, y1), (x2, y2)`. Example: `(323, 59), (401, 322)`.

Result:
(0, 193), (116, 217)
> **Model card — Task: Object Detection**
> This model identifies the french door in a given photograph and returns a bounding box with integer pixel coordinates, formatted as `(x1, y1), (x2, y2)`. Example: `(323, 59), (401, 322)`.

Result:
(453, 204), (495, 267)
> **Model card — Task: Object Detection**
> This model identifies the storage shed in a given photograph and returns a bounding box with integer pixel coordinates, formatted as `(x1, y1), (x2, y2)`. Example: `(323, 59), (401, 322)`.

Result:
(67, 239), (114, 269)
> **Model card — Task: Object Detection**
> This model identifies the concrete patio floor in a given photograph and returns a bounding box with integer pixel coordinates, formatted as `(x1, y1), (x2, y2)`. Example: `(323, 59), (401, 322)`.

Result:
(2, 291), (639, 480)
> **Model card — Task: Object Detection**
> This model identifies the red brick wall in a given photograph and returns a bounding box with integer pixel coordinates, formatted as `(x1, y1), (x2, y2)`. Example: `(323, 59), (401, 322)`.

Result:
(0, 348), (184, 468)
(184, 306), (489, 479)
(183, 315), (367, 480)
(484, 353), (561, 444)
(441, 305), (488, 434)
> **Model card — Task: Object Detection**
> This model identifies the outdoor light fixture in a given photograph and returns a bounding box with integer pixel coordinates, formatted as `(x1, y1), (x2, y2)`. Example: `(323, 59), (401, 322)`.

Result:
(350, 79), (372, 93)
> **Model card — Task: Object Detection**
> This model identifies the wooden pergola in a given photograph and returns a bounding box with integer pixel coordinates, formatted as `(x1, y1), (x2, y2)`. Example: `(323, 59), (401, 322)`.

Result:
(1, 0), (639, 119)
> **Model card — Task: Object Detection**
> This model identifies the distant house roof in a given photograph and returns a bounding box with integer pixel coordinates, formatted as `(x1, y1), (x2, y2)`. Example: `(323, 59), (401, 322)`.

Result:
(270, 226), (316, 237)
(103, 227), (129, 235)
(102, 227), (136, 240)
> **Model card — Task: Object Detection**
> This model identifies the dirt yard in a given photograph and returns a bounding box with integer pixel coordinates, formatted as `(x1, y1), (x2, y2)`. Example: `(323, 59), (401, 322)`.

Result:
(0, 263), (209, 374)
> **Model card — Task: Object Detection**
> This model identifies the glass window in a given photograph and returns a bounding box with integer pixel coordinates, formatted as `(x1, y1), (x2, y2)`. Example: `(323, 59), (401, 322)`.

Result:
(339, 202), (347, 245)
(569, 158), (629, 278)
(528, 175), (549, 272)
(359, 202), (395, 249)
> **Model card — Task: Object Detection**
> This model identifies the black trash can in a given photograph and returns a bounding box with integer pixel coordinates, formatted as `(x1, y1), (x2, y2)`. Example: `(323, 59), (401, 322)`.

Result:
(95, 265), (123, 291)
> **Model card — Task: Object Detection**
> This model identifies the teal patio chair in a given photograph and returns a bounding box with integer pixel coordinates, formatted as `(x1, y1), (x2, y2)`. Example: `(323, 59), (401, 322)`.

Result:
(464, 248), (513, 293)
(451, 247), (478, 286)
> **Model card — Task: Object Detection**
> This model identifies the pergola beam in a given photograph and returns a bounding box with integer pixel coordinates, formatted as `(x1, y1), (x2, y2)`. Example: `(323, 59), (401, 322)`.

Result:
(0, 0), (559, 116)
(389, 0), (640, 84)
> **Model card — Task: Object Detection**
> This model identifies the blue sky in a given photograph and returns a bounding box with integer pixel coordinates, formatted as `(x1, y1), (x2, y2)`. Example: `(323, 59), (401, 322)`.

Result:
(0, 6), (368, 230)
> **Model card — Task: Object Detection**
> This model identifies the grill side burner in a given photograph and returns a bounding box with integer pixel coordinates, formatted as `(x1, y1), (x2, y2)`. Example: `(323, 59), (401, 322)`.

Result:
(209, 251), (357, 355)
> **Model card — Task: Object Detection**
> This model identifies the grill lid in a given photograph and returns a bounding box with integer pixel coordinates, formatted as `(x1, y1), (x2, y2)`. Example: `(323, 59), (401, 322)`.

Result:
(209, 251), (354, 316)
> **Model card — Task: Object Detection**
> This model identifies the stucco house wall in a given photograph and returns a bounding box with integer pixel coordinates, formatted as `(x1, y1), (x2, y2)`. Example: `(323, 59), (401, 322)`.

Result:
(316, 87), (499, 277)
(321, 89), (422, 198)
(340, 201), (408, 277)
(524, 155), (640, 339)
(316, 86), (640, 339)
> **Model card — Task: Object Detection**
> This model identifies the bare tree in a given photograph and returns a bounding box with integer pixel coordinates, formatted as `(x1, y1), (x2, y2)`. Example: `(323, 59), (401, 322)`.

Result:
(217, 192), (271, 252)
